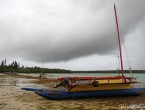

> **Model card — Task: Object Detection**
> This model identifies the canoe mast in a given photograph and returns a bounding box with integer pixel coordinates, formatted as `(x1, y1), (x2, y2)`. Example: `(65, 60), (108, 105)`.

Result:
(114, 4), (124, 78)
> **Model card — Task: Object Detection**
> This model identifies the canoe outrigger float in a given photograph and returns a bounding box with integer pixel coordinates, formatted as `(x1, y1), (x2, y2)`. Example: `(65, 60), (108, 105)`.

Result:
(35, 88), (145, 100)
(22, 4), (145, 100)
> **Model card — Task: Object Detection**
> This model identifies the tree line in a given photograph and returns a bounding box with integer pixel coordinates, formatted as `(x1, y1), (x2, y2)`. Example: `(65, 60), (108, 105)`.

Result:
(0, 59), (72, 73)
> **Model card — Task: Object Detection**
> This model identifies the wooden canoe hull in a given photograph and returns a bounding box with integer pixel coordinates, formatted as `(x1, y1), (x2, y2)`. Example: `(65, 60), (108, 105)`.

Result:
(69, 83), (131, 92)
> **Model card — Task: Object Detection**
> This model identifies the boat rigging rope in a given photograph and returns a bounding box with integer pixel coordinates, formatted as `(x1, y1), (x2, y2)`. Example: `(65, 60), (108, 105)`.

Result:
(115, 12), (134, 79)
(72, 92), (75, 100)
(117, 53), (121, 76)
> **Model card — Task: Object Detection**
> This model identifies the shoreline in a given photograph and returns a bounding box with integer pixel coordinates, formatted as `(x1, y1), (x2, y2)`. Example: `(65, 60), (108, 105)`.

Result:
(0, 73), (145, 110)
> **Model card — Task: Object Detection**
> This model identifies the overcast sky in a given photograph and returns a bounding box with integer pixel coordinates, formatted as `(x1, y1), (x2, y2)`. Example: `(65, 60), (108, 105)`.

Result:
(0, 0), (145, 70)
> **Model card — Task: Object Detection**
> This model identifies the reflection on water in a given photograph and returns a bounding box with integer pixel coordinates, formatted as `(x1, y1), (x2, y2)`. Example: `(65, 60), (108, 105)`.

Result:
(0, 76), (48, 88)
(0, 77), (36, 87)
(0, 78), (18, 86)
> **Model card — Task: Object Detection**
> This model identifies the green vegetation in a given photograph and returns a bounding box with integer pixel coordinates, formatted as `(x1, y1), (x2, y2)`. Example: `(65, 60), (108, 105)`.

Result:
(61, 106), (76, 110)
(0, 59), (72, 73)
(38, 106), (47, 110)
(37, 105), (78, 110)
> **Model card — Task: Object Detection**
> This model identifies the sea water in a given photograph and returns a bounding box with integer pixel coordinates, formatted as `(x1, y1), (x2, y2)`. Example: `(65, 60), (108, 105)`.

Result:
(46, 73), (145, 82)
(18, 73), (145, 82)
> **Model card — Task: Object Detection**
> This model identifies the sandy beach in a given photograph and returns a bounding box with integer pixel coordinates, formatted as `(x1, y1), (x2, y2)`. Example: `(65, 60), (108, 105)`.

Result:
(0, 73), (145, 110)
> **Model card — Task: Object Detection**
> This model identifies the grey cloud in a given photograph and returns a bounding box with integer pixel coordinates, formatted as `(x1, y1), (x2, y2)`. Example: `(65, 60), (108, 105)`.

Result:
(0, 0), (145, 63)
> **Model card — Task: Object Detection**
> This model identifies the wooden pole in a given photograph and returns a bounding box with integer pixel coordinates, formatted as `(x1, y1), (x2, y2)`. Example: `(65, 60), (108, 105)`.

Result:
(114, 4), (124, 78)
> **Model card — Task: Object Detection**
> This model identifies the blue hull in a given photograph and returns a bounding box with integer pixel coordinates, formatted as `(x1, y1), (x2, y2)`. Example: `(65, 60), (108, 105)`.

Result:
(21, 88), (43, 91)
(21, 87), (65, 92)
(35, 88), (145, 100)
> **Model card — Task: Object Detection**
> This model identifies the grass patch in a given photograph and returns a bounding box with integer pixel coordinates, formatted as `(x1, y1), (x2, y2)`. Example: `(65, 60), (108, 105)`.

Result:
(37, 105), (52, 110)
(21, 99), (30, 102)
(38, 106), (47, 110)
(62, 106), (78, 110)
(46, 105), (52, 109)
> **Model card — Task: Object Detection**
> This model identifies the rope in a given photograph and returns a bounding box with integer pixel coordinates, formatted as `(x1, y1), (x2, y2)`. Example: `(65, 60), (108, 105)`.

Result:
(129, 67), (135, 80)
(72, 92), (75, 100)
(118, 25), (134, 78)
(115, 12), (135, 79)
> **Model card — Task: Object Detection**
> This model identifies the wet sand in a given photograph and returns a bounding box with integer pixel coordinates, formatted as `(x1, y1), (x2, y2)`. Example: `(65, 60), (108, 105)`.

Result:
(0, 73), (145, 110)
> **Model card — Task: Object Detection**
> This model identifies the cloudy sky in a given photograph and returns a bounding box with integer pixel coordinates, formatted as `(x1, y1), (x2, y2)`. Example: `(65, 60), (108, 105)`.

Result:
(0, 0), (145, 70)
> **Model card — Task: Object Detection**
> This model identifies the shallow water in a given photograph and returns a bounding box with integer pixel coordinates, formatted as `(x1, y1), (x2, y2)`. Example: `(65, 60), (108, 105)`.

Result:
(46, 73), (145, 82)
(0, 77), (31, 86)
(19, 73), (145, 82)
(0, 75), (44, 88)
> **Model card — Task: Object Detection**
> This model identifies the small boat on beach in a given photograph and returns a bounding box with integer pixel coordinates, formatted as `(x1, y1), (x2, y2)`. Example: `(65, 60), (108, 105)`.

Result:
(22, 4), (145, 100)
